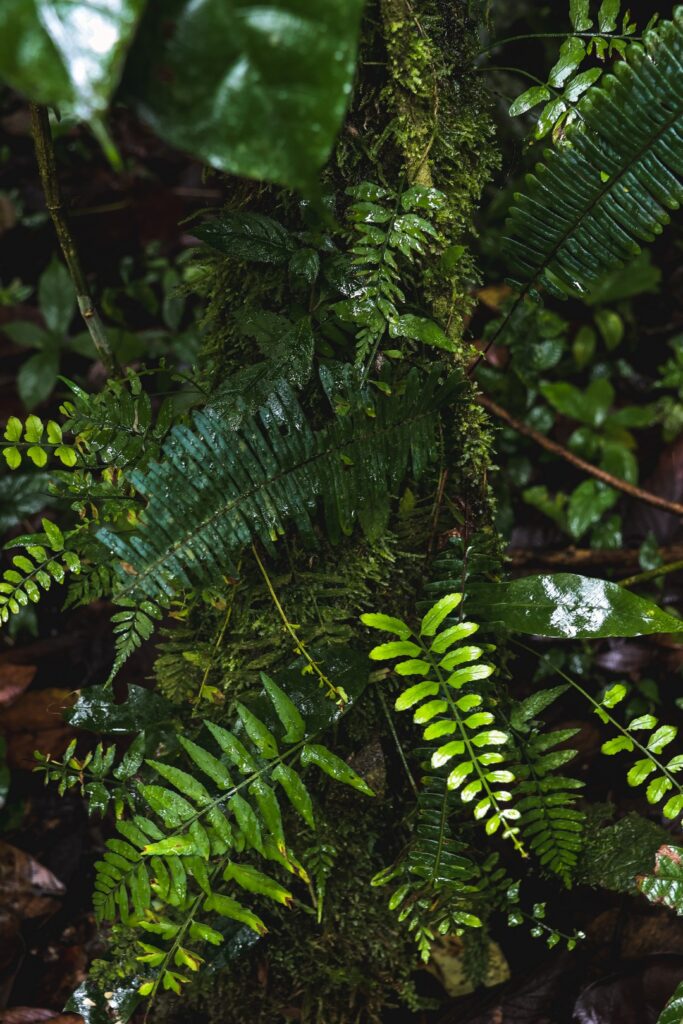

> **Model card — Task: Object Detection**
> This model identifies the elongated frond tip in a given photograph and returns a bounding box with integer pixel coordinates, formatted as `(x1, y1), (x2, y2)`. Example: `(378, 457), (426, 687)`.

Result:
(504, 14), (683, 298)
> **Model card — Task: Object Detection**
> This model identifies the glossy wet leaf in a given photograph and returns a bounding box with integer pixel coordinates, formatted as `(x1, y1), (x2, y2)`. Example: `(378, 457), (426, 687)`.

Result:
(65, 683), (172, 733)
(300, 743), (374, 796)
(66, 977), (140, 1024)
(567, 480), (619, 539)
(0, 0), (146, 120)
(469, 574), (683, 638)
(123, 0), (364, 191)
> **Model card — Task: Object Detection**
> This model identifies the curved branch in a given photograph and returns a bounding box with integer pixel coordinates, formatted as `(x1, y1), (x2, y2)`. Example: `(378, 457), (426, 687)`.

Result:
(480, 393), (683, 518)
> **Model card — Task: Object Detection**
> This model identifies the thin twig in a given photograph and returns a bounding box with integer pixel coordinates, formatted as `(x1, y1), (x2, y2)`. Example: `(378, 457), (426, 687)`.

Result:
(480, 393), (683, 518)
(29, 104), (116, 372)
(619, 560), (683, 588)
(478, 31), (642, 56)
(508, 545), (683, 572)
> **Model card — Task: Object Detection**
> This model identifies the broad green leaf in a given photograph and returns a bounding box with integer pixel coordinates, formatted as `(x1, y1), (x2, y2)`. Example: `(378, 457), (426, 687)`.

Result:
(648, 725), (678, 754)
(567, 480), (618, 539)
(3, 417), (22, 443)
(395, 681), (439, 711)
(146, 760), (212, 806)
(300, 743), (374, 796)
(42, 517), (64, 551)
(204, 893), (267, 936)
(414, 699), (448, 724)
(139, 785), (195, 828)
(540, 379), (614, 427)
(509, 85), (552, 117)
(390, 314), (455, 352)
(249, 779), (286, 852)
(3, 321), (47, 349)
(260, 673), (305, 744)
(142, 835), (197, 857)
(39, 260), (75, 335)
(430, 621), (479, 654)
(602, 683), (627, 708)
(272, 763), (314, 828)
(123, 0), (364, 191)
(0, 0), (146, 120)
(646, 776), (672, 804)
(236, 703), (279, 759)
(195, 213), (295, 264)
(601, 736), (634, 755)
(228, 794), (264, 854)
(469, 574), (683, 639)
(205, 721), (258, 773)
(179, 736), (232, 789)
(598, 0), (620, 31)
(369, 640), (421, 660)
(548, 37), (586, 88)
(569, 0), (592, 31)
(394, 659), (431, 676)
(360, 612), (411, 639)
(223, 862), (292, 907)
(18, 349), (59, 410)
(420, 593), (462, 637)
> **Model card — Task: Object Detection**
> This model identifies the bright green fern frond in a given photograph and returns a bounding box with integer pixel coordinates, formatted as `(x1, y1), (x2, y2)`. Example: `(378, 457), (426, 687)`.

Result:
(0, 519), (80, 624)
(504, 11), (683, 298)
(99, 368), (458, 605)
(362, 595), (524, 851)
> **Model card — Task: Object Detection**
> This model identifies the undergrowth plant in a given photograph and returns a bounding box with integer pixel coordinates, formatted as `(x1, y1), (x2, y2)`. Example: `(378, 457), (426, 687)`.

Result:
(1, 2), (682, 1022)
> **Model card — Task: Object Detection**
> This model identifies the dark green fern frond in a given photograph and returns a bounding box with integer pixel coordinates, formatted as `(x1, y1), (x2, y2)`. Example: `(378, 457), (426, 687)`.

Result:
(99, 368), (459, 604)
(90, 674), (373, 998)
(509, 686), (584, 885)
(61, 372), (174, 470)
(504, 11), (683, 298)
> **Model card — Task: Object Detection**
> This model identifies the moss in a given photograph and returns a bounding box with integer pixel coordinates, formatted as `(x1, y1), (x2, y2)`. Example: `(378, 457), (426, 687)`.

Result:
(145, 1), (503, 1016)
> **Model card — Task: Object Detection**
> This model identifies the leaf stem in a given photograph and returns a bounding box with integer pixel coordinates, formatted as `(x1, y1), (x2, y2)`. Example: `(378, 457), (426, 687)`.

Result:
(29, 105), (116, 373)
(251, 544), (346, 705)
(479, 31), (642, 55)
(513, 639), (683, 797)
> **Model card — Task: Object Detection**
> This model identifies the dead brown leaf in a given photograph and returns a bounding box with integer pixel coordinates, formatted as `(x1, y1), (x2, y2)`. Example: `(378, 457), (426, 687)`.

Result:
(0, 1013), (83, 1024)
(0, 666), (36, 710)
(1, 689), (77, 770)
(0, 842), (65, 919)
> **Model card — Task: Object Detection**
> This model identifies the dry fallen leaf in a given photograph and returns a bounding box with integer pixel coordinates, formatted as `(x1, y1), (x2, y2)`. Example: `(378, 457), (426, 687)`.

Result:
(1, 688), (77, 770)
(0, 841), (65, 919)
(0, 665), (36, 710)
(0, 1013), (83, 1024)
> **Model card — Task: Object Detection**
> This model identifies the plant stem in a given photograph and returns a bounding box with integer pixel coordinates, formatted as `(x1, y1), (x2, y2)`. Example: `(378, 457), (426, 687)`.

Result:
(480, 393), (683, 519)
(251, 544), (346, 705)
(29, 105), (116, 373)
(619, 560), (683, 588)
(514, 639), (683, 798)
(479, 31), (641, 55)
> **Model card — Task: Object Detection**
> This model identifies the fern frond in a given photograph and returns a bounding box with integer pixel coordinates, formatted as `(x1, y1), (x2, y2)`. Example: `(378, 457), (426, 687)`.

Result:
(99, 369), (458, 605)
(509, 688), (584, 885)
(91, 674), (373, 996)
(335, 182), (452, 366)
(362, 595), (523, 850)
(61, 372), (173, 469)
(505, 12), (683, 298)
(0, 520), (80, 624)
